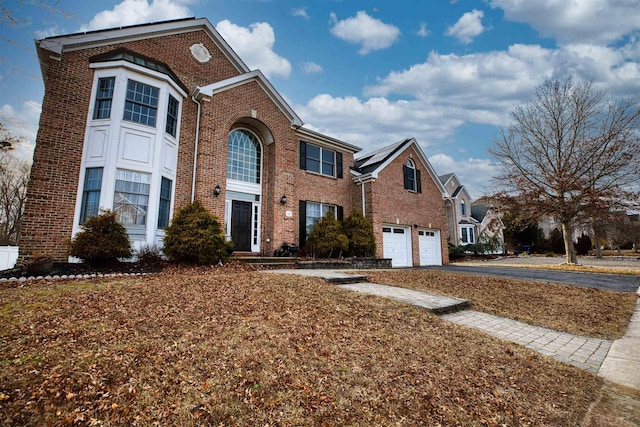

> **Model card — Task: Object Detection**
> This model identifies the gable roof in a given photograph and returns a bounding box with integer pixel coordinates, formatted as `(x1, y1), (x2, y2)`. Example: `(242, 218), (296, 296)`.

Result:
(194, 70), (304, 128)
(36, 17), (249, 82)
(352, 138), (446, 196)
(438, 173), (454, 186)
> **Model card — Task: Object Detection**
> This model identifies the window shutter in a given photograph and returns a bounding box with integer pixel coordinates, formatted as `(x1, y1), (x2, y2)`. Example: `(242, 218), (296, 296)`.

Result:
(336, 152), (343, 179)
(299, 141), (306, 170)
(403, 165), (410, 189)
(337, 205), (344, 221)
(416, 169), (422, 193)
(299, 200), (307, 246)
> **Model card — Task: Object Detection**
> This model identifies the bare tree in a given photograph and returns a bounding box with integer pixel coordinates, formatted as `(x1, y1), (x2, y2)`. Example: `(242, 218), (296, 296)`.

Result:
(0, 154), (30, 245)
(490, 78), (640, 264)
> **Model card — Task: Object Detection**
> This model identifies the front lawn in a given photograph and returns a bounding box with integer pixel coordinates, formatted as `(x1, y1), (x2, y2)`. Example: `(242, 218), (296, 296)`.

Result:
(364, 269), (637, 339)
(0, 267), (608, 425)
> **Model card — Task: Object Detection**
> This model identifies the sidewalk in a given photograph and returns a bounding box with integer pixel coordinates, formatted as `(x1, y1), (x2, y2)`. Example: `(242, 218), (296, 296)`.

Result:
(263, 269), (640, 389)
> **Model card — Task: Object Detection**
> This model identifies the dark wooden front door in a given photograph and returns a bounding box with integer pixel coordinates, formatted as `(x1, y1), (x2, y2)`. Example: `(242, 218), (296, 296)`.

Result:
(231, 200), (252, 251)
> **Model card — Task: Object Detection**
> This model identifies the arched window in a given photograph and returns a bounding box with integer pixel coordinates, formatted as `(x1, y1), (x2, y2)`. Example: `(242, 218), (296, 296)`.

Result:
(460, 200), (466, 216)
(403, 158), (417, 192)
(227, 129), (261, 183)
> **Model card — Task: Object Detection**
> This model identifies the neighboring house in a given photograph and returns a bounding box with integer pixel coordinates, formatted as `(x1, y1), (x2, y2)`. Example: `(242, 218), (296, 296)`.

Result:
(20, 17), (448, 267)
(439, 173), (478, 246)
(351, 138), (449, 267)
(470, 197), (504, 254)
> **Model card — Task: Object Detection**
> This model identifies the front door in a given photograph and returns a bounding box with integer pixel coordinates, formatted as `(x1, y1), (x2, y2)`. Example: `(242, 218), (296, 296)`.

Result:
(231, 200), (252, 251)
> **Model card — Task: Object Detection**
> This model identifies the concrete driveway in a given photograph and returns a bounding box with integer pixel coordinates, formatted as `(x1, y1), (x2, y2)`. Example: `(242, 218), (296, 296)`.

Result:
(426, 257), (640, 293)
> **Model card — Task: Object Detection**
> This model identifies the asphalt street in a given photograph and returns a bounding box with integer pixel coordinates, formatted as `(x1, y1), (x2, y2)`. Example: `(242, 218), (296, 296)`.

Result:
(425, 265), (640, 293)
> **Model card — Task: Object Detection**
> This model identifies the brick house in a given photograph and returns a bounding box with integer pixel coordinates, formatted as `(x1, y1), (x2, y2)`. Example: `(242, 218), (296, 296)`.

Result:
(20, 17), (449, 266)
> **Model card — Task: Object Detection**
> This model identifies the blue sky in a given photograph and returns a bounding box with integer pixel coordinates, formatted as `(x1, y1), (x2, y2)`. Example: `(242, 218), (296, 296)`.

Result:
(1, 0), (640, 198)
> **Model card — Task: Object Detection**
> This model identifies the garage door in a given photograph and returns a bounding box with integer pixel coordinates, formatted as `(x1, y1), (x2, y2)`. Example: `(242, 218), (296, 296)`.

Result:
(419, 229), (442, 266)
(383, 226), (412, 267)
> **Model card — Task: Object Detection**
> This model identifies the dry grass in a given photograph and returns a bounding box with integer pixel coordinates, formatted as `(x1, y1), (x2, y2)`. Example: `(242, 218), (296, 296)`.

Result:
(472, 263), (640, 276)
(0, 266), (604, 426)
(363, 270), (637, 339)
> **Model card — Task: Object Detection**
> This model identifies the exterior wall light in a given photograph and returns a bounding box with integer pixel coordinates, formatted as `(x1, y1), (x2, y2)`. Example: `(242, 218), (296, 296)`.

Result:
(214, 184), (221, 196)
(280, 195), (287, 205)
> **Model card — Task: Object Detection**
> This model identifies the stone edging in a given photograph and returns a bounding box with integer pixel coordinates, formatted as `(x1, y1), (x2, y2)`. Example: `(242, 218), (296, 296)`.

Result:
(0, 272), (150, 283)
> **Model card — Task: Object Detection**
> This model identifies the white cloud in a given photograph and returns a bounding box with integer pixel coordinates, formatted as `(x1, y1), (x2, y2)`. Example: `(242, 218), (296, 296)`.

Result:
(417, 22), (430, 37)
(302, 62), (323, 74)
(445, 9), (486, 44)
(428, 153), (498, 198)
(329, 11), (400, 55)
(296, 94), (464, 150)
(80, 0), (194, 32)
(489, 0), (640, 45)
(296, 38), (640, 179)
(216, 20), (292, 79)
(291, 8), (309, 19)
(0, 101), (41, 163)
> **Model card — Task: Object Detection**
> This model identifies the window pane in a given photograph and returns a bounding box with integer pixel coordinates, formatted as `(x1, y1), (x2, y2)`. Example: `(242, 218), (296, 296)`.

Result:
(227, 129), (261, 183)
(158, 177), (172, 228)
(93, 77), (115, 119)
(321, 148), (335, 176)
(80, 167), (103, 223)
(123, 79), (158, 127)
(165, 95), (179, 137)
(114, 169), (150, 226)
(306, 202), (336, 238)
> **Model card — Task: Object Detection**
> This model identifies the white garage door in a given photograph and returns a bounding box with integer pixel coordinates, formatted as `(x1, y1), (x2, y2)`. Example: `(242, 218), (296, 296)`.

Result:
(383, 226), (412, 267)
(419, 229), (442, 266)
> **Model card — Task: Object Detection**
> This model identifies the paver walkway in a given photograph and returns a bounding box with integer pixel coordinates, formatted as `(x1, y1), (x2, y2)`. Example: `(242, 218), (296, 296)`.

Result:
(441, 310), (611, 373)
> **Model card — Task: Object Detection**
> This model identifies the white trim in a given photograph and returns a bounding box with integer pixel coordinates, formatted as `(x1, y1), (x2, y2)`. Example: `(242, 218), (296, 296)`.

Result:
(38, 18), (249, 78)
(90, 60), (188, 98)
(296, 126), (361, 153)
(195, 70), (304, 128)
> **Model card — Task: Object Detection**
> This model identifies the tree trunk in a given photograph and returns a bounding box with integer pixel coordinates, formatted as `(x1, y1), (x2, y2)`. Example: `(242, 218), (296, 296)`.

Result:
(593, 227), (603, 258)
(561, 222), (578, 264)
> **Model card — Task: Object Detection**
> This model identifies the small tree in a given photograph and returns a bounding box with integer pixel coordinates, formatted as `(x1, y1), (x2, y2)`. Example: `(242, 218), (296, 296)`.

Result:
(549, 228), (565, 254)
(306, 211), (348, 258)
(575, 233), (592, 255)
(342, 210), (376, 257)
(69, 210), (132, 264)
(162, 200), (233, 265)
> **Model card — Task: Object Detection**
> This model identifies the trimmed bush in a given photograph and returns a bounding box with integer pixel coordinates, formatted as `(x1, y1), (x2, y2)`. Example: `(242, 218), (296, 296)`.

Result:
(69, 210), (132, 264)
(307, 211), (348, 258)
(162, 200), (233, 265)
(342, 210), (376, 257)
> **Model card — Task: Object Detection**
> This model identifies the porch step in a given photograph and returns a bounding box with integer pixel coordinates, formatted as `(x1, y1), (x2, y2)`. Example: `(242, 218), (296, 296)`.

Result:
(323, 275), (369, 285)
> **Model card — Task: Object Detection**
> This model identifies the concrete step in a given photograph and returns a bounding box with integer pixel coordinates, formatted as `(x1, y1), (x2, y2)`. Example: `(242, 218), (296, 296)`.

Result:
(323, 275), (369, 285)
(338, 282), (470, 315)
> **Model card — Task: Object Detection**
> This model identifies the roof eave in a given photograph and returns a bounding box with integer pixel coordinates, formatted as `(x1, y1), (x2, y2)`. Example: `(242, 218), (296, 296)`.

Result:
(196, 70), (304, 128)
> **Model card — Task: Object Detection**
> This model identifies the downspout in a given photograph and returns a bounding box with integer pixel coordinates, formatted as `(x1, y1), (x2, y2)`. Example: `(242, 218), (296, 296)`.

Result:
(354, 175), (366, 216)
(191, 95), (201, 202)
(360, 178), (366, 216)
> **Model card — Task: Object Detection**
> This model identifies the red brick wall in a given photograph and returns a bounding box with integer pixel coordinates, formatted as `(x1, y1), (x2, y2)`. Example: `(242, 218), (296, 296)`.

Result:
(364, 146), (449, 265)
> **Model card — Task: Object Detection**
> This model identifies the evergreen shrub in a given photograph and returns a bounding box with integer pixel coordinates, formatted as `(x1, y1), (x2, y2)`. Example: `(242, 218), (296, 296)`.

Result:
(342, 210), (376, 257)
(162, 200), (233, 265)
(307, 211), (348, 258)
(69, 210), (132, 264)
